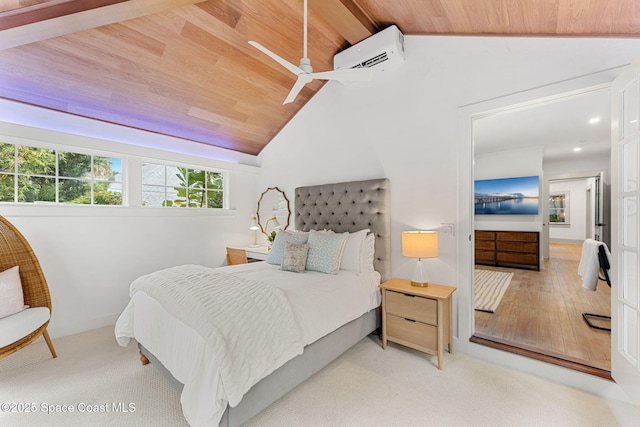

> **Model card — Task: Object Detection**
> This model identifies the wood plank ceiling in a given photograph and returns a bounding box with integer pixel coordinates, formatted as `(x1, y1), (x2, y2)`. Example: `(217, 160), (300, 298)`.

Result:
(0, 0), (639, 155)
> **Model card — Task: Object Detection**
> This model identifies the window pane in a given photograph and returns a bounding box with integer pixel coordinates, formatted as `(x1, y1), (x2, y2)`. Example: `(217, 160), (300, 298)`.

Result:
(0, 174), (14, 201)
(59, 178), (91, 204)
(187, 188), (205, 208)
(206, 190), (223, 208)
(622, 138), (638, 192)
(94, 183), (122, 205)
(94, 156), (121, 181)
(17, 146), (55, 176)
(18, 176), (55, 202)
(207, 171), (223, 190)
(59, 151), (91, 178)
(166, 166), (183, 188)
(142, 163), (165, 185)
(622, 196), (638, 248)
(0, 143), (14, 172)
(143, 185), (179, 207)
(622, 80), (639, 139)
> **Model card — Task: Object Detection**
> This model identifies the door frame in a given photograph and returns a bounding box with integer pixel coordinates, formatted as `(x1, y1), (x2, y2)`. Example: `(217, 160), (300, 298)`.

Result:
(456, 68), (632, 401)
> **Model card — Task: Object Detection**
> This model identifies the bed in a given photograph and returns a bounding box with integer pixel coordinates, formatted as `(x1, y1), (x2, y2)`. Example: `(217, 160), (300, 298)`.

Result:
(114, 178), (391, 427)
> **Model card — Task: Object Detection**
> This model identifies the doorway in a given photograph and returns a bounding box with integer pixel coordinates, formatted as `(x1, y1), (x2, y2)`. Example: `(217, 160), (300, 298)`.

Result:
(468, 86), (613, 376)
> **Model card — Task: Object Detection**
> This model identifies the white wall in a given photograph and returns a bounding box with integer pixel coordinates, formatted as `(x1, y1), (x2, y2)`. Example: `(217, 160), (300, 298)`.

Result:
(0, 121), (261, 338)
(257, 35), (640, 400)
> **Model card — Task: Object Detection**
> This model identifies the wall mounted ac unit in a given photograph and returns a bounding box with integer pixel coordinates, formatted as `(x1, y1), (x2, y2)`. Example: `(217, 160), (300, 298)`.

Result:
(333, 25), (404, 74)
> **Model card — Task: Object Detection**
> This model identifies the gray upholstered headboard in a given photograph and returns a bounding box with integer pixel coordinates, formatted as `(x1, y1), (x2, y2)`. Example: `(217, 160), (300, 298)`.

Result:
(294, 178), (391, 282)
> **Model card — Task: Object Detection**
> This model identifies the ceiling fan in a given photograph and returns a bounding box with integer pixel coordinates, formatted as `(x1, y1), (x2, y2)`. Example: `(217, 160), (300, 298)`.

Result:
(248, 0), (372, 105)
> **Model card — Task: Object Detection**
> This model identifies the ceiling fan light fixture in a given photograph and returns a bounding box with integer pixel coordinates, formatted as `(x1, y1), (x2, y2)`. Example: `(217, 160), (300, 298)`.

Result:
(248, 0), (372, 105)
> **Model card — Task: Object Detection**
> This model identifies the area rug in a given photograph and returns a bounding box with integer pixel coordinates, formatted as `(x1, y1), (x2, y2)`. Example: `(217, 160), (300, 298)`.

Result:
(474, 269), (514, 313)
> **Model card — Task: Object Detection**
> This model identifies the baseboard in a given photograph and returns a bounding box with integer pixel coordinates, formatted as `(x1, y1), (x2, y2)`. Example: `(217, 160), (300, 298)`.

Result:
(548, 238), (584, 245)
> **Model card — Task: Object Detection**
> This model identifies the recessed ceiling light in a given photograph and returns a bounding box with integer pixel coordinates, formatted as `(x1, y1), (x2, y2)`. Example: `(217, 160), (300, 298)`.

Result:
(589, 117), (601, 124)
(573, 146), (582, 152)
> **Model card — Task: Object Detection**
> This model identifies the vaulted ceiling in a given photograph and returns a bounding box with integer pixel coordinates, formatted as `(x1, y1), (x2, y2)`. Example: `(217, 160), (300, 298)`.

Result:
(1, 0), (639, 156)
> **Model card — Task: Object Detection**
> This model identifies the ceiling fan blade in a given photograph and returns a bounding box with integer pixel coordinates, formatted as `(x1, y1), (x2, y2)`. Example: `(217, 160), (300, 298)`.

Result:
(311, 67), (373, 82)
(283, 75), (310, 104)
(248, 41), (304, 76)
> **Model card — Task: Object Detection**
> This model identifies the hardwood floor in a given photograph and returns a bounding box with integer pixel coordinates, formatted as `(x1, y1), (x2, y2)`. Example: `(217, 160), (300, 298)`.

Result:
(474, 242), (611, 374)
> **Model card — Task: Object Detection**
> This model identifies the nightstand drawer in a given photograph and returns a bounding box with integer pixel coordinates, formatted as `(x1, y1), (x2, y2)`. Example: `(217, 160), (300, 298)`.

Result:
(387, 314), (437, 350)
(386, 290), (437, 325)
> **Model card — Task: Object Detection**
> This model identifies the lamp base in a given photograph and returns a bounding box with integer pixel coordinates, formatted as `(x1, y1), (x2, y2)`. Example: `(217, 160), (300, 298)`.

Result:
(410, 280), (429, 287)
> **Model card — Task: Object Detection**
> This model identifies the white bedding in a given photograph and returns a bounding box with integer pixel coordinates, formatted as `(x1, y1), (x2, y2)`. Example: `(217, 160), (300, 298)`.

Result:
(115, 262), (381, 427)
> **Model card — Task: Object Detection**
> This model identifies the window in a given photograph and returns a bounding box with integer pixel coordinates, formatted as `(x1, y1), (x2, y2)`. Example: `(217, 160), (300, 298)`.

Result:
(0, 142), (122, 205)
(141, 162), (224, 208)
(549, 192), (569, 224)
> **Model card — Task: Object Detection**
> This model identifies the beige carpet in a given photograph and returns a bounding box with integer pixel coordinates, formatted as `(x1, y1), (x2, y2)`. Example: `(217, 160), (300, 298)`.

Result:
(1, 326), (639, 427)
(474, 268), (514, 313)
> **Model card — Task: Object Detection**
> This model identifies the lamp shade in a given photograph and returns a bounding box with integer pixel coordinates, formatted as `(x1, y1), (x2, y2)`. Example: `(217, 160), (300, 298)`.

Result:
(402, 231), (439, 259)
(249, 217), (259, 230)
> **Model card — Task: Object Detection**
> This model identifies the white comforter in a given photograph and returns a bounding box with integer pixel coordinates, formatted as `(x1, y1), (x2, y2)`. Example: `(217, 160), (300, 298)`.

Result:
(115, 262), (381, 427)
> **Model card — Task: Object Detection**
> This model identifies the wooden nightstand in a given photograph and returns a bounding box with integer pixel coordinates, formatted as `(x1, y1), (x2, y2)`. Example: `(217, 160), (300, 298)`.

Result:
(380, 278), (456, 369)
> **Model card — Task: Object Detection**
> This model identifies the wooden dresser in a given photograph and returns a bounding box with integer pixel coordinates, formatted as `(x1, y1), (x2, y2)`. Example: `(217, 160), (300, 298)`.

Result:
(475, 230), (539, 270)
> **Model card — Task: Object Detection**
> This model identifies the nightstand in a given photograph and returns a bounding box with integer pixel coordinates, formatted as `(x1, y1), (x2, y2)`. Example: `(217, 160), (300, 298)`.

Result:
(380, 278), (456, 369)
(241, 246), (269, 261)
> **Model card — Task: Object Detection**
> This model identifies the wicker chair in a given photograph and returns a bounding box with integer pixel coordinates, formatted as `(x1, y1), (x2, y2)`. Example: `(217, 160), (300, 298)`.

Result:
(0, 215), (57, 359)
(226, 247), (248, 265)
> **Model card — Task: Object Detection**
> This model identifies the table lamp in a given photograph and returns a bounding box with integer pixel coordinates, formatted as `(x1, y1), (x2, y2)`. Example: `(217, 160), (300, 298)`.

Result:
(249, 217), (260, 246)
(402, 230), (439, 287)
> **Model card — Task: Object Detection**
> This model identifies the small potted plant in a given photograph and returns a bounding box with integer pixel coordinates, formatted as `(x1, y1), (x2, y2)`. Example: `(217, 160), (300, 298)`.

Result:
(267, 231), (277, 248)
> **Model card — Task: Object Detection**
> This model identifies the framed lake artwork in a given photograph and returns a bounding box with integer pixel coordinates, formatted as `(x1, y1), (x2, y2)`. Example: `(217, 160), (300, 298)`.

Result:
(474, 175), (540, 215)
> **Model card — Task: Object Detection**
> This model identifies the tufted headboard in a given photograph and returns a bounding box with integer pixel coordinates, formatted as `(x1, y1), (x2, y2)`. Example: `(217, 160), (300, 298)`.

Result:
(294, 178), (391, 282)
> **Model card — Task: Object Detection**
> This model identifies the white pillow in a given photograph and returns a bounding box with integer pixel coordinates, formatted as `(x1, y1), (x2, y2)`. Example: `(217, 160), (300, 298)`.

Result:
(265, 230), (309, 265)
(0, 266), (27, 319)
(362, 233), (376, 271)
(340, 229), (370, 274)
(305, 229), (349, 274)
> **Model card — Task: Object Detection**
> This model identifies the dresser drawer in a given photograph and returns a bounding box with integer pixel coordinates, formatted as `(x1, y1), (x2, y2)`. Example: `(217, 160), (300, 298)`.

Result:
(387, 314), (437, 350)
(475, 240), (495, 251)
(475, 250), (496, 262)
(385, 290), (437, 325)
(496, 231), (538, 243)
(497, 251), (538, 265)
(475, 230), (495, 241)
(496, 241), (538, 253)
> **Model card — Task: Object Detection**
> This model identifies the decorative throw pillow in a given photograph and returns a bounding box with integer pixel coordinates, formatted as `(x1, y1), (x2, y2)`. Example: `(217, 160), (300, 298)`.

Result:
(305, 229), (349, 274)
(265, 230), (309, 265)
(281, 242), (309, 273)
(0, 266), (26, 319)
(340, 229), (370, 274)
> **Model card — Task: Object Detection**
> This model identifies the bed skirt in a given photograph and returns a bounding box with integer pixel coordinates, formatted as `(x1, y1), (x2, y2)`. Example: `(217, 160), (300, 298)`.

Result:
(139, 306), (381, 427)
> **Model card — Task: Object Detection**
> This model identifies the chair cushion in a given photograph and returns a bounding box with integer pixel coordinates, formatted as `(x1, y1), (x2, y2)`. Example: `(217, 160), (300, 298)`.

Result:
(0, 266), (27, 319)
(0, 307), (50, 348)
